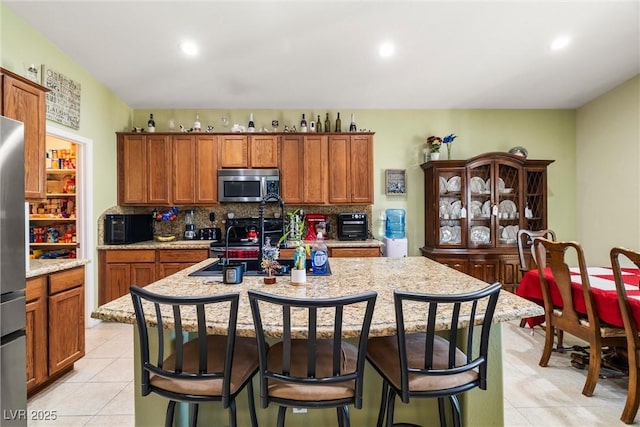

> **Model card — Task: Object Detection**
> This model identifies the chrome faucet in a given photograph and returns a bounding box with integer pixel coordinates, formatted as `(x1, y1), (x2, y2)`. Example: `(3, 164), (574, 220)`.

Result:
(223, 225), (237, 266)
(258, 193), (286, 269)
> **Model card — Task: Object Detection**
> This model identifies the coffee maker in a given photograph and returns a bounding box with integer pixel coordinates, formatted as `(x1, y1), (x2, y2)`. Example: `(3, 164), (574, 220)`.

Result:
(305, 213), (328, 240)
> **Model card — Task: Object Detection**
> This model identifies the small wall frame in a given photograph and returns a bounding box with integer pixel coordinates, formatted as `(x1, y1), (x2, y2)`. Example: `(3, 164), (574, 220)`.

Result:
(385, 169), (407, 195)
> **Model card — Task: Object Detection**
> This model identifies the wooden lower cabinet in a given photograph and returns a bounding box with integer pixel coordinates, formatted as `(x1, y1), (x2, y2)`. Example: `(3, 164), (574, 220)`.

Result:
(99, 248), (210, 304)
(158, 249), (208, 278)
(426, 253), (520, 289)
(330, 247), (380, 257)
(26, 266), (85, 395)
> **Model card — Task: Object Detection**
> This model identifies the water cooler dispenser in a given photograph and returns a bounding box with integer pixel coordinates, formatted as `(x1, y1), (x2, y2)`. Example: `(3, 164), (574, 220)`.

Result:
(383, 209), (408, 257)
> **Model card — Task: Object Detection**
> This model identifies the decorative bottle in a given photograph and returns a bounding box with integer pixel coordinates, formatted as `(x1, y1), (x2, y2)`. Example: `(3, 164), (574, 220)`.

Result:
(147, 114), (156, 132)
(335, 112), (342, 132)
(324, 113), (331, 133)
(316, 115), (323, 132)
(349, 113), (357, 132)
(311, 232), (328, 274)
(248, 113), (255, 132)
(300, 114), (307, 133)
(193, 113), (201, 131)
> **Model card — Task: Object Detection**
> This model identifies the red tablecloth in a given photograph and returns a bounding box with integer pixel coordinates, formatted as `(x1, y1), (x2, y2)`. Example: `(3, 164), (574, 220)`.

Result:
(517, 267), (640, 328)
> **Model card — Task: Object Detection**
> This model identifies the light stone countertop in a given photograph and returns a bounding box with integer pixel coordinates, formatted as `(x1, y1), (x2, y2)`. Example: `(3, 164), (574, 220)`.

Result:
(96, 238), (383, 250)
(28, 258), (91, 278)
(92, 256), (543, 339)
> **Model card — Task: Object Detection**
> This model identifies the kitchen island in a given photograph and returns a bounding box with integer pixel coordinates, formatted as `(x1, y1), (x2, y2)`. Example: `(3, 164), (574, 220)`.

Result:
(93, 256), (543, 426)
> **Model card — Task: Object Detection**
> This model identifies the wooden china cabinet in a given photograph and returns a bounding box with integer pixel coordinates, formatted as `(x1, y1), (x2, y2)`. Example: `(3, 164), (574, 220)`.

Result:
(420, 152), (553, 289)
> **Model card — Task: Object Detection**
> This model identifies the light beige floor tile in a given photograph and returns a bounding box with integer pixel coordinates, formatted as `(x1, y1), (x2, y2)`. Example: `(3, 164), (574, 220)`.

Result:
(84, 335), (134, 359)
(97, 382), (135, 416)
(84, 414), (136, 426)
(52, 356), (115, 383)
(90, 357), (135, 383)
(27, 381), (129, 416)
(27, 415), (91, 426)
(504, 407), (533, 427)
(516, 405), (624, 427)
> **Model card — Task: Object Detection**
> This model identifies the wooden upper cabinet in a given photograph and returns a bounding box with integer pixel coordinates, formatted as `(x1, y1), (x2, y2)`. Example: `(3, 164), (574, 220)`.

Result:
(328, 134), (373, 204)
(249, 135), (278, 168)
(280, 134), (328, 204)
(1, 68), (48, 200)
(219, 135), (248, 168)
(172, 134), (196, 205)
(194, 135), (218, 204)
(118, 133), (171, 205)
(174, 134), (218, 204)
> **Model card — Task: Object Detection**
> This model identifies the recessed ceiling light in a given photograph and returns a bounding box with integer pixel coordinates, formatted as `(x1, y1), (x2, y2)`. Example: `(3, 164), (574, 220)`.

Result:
(550, 35), (571, 51)
(180, 41), (199, 56)
(378, 42), (395, 58)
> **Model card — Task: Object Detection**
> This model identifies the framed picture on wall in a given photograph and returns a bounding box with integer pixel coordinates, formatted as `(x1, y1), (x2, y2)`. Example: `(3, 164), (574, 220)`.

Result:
(385, 169), (406, 195)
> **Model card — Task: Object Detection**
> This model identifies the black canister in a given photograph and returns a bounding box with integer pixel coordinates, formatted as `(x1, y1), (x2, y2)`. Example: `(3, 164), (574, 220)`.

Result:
(223, 263), (244, 284)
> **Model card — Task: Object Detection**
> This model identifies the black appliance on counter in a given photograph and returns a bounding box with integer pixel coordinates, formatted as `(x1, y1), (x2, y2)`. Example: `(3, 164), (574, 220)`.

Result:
(197, 227), (221, 241)
(337, 213), (369, 241)
(210, 217), (284, 259)
(104, 214), (153, 244)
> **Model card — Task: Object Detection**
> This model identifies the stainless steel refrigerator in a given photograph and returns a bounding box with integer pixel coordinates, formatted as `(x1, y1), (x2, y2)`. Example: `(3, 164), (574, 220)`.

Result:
(0, 116), (27, 426)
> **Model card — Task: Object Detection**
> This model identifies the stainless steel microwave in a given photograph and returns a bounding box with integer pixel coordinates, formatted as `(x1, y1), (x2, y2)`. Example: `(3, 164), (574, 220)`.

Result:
(218, 169), (280, 203)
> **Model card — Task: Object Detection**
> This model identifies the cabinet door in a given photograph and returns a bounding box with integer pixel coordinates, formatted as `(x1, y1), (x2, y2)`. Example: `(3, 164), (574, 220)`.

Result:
(495, 161), (522, 250)
(349, 135), (373, 203)
(1, 71), (47, 200)
(131, 263), (157, 288)
(438, 257), (468, 274)
(250, 135), (278, 168)
(467, 160), (493, 248)
(103, 263), (131, 304)
(147, 134), (172, 205)
(219, 135), (248, 168)
(500, 255), (522, 291)
(303, 135), (328, 204)
(159, 263), (192, 278)
(26, 277), (47, 392)
(48, 286), (84, 375)
(118, 134), (147, 204)
(172, 134), (196, 204)
(330, 247), (380, 257)
(195, 135), (218, 204)
(280, 135), (304, 203)
(328, 135), (351, 203)
(469, 259), (499, 284)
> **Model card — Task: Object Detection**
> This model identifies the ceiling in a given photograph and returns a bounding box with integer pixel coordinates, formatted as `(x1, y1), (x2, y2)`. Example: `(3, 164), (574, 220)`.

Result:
(5, 1), (639, 109)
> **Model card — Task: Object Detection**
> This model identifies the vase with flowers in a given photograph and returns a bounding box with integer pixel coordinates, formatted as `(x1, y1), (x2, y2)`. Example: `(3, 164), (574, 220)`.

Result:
(426, 136), (442, 161)
(442, 133), (458, 160)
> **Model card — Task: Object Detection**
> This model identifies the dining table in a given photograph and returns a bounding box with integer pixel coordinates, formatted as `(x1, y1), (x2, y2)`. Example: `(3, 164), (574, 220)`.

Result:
(517, 266), (640, 328)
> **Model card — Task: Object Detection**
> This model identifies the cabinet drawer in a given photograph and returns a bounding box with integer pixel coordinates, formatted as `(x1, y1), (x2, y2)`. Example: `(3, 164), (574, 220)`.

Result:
(158, 249), (208, 263)
(49, 267), (84, 295)
(330, 247), (380, 257)
(26, 276), (46, 302)
(105, 250), (156, 263)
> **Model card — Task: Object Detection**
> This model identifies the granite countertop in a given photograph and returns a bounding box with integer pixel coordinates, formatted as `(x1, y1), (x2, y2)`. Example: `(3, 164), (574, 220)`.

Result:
(92, 257), (543, 339)
(96, 239), (383, 250)
(28, 258), (91, 278)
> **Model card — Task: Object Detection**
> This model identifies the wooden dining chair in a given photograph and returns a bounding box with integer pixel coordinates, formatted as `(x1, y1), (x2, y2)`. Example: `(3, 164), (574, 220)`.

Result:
(610, 246), (640, 424)
(366, 282), (501, 427)
(534, 238), (626, 397)
(130, 286), (260, 427)
(248, 289), (377, 427)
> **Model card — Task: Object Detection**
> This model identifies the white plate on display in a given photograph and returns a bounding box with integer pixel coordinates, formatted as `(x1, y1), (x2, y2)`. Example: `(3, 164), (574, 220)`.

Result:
(446, 176), (461, 192)
(439, 176), (448, 194)
(450, 200), (462, 218)
(469, 176), (485, 194)
(439, 200), (451, 217)
(470, 200), (483, 218)
(501, 225), (519, 241)
(440, 226), (453, 243)
(452, 226), (461, 243)
(499, 200), (517, 214)
(485, 177), (506, 193)
(470, 226), (491, 244)
(482, 200), (491, 216)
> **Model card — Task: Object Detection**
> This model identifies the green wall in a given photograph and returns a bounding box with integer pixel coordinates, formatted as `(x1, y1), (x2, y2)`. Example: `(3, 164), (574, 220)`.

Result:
(576, 75), (640, 265)
(133, 108), (577, 255)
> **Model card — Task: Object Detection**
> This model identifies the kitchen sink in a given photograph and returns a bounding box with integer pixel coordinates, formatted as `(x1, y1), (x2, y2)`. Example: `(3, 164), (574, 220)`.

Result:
(189, 259), (331, 276)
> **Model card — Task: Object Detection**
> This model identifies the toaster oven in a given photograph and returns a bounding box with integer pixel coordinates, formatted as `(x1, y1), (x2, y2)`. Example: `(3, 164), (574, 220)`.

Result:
(337, 213), (368, 241)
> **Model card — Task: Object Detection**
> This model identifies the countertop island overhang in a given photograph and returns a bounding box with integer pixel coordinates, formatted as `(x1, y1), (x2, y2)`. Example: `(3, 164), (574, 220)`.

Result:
(91, 256), (543, 426)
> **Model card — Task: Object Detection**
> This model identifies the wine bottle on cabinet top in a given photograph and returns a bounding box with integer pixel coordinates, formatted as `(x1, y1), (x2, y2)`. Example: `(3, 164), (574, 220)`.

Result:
(248, 113), (255, 132)
(194, 113), (201, 131)
(300, 113), (307, 133)
(316, 115), (323, 132)
(335, 112), (342, 132)
(349, 113), (357, 132)
(324, 113), (331, 133)
(147, 114), (156, 132)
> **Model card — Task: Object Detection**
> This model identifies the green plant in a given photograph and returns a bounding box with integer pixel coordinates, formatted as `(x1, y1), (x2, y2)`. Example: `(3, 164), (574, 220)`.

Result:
(278, 209), (310, 270)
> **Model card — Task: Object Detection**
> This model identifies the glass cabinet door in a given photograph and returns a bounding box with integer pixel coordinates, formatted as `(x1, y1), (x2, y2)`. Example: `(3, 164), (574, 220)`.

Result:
(496, 162), (521, 248)
(437, 168), (464, 247)
(467, 162), (492, 248)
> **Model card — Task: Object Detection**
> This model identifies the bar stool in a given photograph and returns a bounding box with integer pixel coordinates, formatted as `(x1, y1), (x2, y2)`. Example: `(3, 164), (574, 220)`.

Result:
(366, 283), (501, 427)
(130, 285), (260, 427)
(248, 289), (377, 427)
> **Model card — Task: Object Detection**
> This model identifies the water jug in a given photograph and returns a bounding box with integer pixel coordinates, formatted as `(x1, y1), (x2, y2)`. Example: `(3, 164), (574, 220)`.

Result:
(385, 209), (405, 239)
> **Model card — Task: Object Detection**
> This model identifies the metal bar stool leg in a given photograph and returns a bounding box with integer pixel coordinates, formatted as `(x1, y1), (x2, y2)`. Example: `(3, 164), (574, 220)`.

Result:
(247, 379), (258, 427)
(376, 381), (389, 427)
(165, 401), (176, 427)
